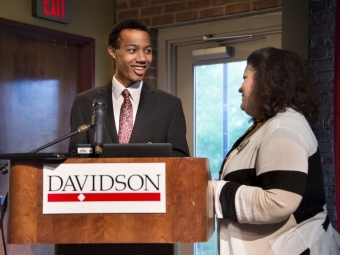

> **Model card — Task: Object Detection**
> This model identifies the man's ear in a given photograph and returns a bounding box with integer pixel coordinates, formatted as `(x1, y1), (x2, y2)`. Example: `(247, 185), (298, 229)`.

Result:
(108, 46), (117, 59)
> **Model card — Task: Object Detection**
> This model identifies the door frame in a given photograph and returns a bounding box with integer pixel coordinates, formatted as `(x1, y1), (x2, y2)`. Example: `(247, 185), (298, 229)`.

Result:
(156, 10), (282, 96)
(0, 17), (94, 92)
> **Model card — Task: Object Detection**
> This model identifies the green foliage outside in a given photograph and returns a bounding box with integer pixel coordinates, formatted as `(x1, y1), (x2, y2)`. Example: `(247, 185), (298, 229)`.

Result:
(195, 61), (250, 179)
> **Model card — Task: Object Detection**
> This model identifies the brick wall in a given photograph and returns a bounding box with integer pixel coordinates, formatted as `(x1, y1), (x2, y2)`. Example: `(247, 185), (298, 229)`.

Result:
(115, 0), (282, 26)
(114, 0), (339, 229)
(115, 0), (282, 86)
(309, 0), (337, 228)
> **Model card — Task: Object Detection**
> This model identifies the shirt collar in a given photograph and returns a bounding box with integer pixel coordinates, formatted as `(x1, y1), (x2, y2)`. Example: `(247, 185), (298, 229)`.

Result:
(111, 76), (143, 101)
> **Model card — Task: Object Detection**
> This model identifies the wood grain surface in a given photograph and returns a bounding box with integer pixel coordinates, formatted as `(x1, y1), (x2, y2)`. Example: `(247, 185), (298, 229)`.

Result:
(8, 157), (214, 244)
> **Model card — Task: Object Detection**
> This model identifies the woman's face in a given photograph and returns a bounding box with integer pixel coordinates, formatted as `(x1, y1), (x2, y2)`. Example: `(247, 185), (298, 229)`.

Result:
(238, 65), (258, 118)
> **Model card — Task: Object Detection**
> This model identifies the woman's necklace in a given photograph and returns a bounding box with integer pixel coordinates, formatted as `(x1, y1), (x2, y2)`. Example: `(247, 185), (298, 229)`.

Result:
(246, 121), (266, 138)
(236, 121), (266, 152)
(219, 120), (266, 177)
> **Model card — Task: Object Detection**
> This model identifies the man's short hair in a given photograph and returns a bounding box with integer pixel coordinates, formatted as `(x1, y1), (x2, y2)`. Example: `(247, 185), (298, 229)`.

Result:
(108, 19), (150, 49)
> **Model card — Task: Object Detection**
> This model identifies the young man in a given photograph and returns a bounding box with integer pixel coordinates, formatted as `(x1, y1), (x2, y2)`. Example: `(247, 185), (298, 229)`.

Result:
(68, 19), (190, 157)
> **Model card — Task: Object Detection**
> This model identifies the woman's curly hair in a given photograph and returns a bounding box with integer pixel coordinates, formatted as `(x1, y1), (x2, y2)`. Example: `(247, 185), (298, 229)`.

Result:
(247, 47), (320, 124)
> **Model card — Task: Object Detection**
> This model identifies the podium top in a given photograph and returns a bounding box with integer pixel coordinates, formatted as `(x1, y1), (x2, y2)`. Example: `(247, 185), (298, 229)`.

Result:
(0, 152), (69, 160)
(0, 143), (173, 160)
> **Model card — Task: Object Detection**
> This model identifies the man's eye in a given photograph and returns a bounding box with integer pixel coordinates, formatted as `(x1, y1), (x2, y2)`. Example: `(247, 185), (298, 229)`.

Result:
(128, 49), (136, 53)
(145, 49), (152, 54)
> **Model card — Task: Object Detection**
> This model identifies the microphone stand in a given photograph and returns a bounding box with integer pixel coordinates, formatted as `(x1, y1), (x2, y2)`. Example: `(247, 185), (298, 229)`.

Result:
(0, 123), (92, 175)
(0, 123), (92, 255)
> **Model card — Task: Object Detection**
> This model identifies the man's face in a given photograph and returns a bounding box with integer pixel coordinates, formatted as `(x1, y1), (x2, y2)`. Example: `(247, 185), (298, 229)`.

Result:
(108, 29), (152, 88)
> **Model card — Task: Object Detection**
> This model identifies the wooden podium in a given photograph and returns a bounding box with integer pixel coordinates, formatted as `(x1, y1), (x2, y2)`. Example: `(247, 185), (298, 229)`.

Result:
(7, 157), (214, 255)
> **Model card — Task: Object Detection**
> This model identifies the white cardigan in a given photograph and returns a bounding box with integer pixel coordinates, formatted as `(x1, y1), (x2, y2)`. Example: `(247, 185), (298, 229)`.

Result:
(214, 109), (340, 255)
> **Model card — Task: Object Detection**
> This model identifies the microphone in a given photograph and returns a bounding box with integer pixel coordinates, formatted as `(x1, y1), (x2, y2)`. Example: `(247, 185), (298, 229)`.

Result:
(0, 122), (92, 175)
(0, 115), (95, 255)
(91, 97), (107, 154)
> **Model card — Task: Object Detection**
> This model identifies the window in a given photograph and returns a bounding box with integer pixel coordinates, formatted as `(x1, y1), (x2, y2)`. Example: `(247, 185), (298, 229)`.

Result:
(194, 61), (250, 180)
(194, 61), (250, 255)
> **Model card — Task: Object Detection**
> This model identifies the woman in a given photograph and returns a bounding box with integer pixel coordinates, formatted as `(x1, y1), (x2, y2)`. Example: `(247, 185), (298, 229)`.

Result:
(213, 47), (340, 254)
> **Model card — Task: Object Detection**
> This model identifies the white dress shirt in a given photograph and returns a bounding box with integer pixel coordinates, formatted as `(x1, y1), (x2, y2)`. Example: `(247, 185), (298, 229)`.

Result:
(111, 76), (143, 133)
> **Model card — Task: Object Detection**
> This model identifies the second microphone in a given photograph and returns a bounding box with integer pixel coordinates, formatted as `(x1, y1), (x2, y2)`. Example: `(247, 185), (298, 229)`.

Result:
(91, 97), (107, 154)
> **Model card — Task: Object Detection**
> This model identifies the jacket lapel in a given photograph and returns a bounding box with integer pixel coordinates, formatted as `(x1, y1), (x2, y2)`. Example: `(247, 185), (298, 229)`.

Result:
(129, 83), (154, 143)
(100, 83), (119, 143)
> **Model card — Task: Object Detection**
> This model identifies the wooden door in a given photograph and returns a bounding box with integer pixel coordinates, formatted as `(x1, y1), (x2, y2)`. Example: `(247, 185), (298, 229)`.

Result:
(0, 18), (94, 255)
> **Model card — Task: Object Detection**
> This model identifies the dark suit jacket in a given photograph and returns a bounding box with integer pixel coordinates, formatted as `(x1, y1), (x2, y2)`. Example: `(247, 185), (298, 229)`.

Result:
(68, 82), (190, 157)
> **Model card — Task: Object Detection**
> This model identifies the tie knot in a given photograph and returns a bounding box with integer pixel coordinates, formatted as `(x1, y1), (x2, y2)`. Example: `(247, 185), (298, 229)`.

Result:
(122, 89), (130, 99)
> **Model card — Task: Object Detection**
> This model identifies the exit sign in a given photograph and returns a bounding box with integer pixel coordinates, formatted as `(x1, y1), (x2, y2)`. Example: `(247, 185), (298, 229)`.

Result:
(32, 0), (71, 24)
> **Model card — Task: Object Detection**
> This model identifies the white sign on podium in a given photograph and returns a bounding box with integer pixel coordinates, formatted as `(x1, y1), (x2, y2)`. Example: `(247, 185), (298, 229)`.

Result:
(42, 163), (166, 214)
